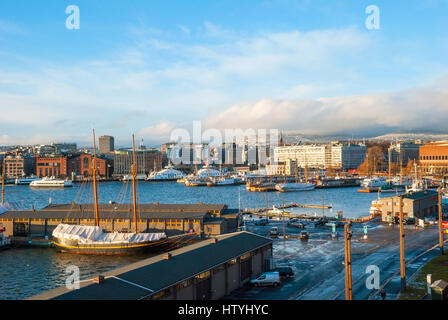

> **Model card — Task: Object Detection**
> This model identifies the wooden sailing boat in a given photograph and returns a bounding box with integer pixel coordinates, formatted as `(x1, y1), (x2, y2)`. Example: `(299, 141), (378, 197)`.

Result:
(52, 131), (176, 255)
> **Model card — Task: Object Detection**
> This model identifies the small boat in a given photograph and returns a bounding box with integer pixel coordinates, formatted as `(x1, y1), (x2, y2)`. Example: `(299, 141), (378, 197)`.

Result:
(185, 179), (208, 187)
(30, 177), (73, 188)
(207, 177), (240, 187)
(275, 182), (315, 192)
(361, 177), (388, 189)
(15, 176), (40, 185)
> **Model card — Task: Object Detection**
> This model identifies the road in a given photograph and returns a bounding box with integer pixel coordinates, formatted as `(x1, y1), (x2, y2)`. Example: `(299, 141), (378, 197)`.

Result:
(224, 221), (442, 300)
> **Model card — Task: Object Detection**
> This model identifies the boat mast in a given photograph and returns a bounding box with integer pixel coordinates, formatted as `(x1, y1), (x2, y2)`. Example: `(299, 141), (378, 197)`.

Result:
(132, 134), (138, 234)
(92, 129), (100, 227)
(388, 146), (391, 185)
(1, 160), (5, 204)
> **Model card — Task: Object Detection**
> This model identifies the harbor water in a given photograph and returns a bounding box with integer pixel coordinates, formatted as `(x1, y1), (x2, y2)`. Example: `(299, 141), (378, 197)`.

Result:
(0, 181), (381, 300)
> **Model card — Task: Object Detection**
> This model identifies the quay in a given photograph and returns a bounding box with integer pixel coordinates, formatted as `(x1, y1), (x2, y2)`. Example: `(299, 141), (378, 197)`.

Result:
(29, 231), (273, 300)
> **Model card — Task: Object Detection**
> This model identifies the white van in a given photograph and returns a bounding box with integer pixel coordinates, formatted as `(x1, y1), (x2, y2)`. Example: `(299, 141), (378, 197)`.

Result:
(250, 272), (281, 287)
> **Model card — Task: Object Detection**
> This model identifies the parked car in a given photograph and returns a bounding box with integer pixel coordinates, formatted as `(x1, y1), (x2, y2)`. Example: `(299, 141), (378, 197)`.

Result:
(254, 218), (269, 226)
(288, 220), (306, 229)
(250, 272), (281, 287)
(274, 266), (295, 278)
(299, 231), (309, 241)
(269, 227), (279, 238)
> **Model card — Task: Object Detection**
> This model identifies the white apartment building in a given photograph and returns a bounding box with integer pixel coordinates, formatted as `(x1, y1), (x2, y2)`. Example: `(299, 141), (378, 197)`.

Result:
(274, 143), (366, 171)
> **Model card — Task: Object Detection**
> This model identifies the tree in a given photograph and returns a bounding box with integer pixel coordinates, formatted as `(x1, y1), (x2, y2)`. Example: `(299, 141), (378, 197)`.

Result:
(357, 146), (386, 175)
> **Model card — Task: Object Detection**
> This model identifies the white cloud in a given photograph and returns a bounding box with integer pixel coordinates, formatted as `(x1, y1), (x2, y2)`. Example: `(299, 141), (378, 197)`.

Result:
(203, 78), (448, 135)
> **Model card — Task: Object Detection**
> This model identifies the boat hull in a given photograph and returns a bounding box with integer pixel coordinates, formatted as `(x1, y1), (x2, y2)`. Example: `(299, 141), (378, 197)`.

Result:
(52, 233), (198, 255)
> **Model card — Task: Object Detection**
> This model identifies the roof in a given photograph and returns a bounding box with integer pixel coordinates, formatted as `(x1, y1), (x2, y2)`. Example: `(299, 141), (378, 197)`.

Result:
(403, 190), (438, 200)
(0, 203), (228, 220)
(30, 231), (273, 300)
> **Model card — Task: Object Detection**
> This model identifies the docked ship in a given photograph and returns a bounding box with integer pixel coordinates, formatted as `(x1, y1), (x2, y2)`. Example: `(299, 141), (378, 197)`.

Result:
(358, 177), (388, 192)
(206, 177), (241, 187)
(30, 177), (73, 188)
(52, 131), (191, 255)
(275, 164), (315, 192)
(15, 176), (40, 185)
(146, 165), (185, 181)
(275, 182), (315, 192)
(315, 177), (361, 188)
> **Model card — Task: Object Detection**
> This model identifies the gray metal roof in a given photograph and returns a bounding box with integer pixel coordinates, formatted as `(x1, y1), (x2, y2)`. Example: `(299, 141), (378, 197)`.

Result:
(0, 203), (228, 220)
(30, 231), (272, 300)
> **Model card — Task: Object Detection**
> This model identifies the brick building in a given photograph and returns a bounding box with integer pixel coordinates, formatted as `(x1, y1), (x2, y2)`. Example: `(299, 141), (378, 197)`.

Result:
(419, 141), (448, 175)
(3, 156), (34, 178)
(67, 154), (113, 178)
(35, 155), (67, 178)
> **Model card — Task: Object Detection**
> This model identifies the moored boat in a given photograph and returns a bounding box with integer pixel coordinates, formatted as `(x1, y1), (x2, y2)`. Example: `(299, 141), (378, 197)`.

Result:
(15, 176), (40, 185)
(275, 182), (315, 192)
(30, 177), (72, 188)
(52, 131), (197, 255)
(146, 165), (185, 181)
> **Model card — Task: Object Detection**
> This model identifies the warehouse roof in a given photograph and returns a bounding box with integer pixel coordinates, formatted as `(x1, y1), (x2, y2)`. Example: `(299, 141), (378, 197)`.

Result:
(0, 203), (228, 220)
(30, 231), (273, 300)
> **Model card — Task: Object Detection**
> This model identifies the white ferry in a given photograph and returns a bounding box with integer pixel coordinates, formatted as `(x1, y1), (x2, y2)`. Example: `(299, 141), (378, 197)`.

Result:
(15, 176), (40, 185)
(29, 177), (73, 188)
(361, 177), (388, 189)
(147, 166), (185, 181)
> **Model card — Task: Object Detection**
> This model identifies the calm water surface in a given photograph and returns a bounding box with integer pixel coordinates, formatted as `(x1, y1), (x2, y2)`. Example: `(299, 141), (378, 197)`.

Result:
(0, 181), (380, 299)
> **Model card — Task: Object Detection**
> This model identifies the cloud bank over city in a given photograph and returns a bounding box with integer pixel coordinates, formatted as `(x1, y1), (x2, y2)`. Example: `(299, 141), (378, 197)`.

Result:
(0, 1), (447, 146)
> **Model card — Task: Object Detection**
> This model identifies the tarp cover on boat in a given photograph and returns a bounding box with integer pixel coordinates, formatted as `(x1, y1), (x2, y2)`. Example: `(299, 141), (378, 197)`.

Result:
(52, 224), (166, 244)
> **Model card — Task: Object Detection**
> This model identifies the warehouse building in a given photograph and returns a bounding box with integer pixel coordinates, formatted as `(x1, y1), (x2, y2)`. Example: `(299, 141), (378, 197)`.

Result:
(30, 231), (273, 300)
(379, 190), (439, 223)
(0, 203), (239, 238)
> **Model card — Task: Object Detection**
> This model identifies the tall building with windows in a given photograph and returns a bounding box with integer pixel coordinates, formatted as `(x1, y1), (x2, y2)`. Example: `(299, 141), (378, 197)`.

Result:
(388, 142), (421, 166)
(98, 135), (114, 154)
(114, 149), (162, 176)
(4, 156), (34, 178)
(274, 143), (366, 171)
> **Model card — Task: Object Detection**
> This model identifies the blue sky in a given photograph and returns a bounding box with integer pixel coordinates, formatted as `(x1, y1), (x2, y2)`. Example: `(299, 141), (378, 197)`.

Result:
(0, 0), (447, 146)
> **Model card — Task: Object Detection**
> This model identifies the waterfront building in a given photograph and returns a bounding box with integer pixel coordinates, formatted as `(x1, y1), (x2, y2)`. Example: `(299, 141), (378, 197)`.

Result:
(66, 154), (113, 178)
(419, 141), (448, 175)
(388, 142), (421, 166)
(379, 190), (439, 223)
(274, 142), (366, 171)
(30, 231), (273, 300)
(327, 143), (367, 171)
(98, 135), (114, 154)
(34, 155), (67, 178)
(3, 155), (34, 178)
(0, 203), (238, 238)
(114, 148), (162, 176)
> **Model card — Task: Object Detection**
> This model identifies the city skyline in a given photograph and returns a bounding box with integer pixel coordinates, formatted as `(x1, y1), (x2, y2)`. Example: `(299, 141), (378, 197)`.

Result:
(0, 1), (447, 146)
